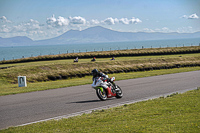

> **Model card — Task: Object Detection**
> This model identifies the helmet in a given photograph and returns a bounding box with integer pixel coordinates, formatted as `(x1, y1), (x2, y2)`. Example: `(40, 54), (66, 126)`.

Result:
(91, 69), (98, 77)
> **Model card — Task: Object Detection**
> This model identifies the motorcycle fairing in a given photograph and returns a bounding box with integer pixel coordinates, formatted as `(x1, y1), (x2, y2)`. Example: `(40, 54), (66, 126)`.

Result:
(106, 86), (116, 98)
(95, 86), (104, 93)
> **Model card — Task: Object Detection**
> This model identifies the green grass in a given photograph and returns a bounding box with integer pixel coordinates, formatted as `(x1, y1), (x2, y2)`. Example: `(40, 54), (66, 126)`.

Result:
(0, 66), (200, 96)
(1, 88), (199, 132)
(1, 53), (199, 68)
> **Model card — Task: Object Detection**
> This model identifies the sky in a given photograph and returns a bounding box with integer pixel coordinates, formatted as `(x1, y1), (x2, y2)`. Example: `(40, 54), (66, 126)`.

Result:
(0, 0), (199, 40)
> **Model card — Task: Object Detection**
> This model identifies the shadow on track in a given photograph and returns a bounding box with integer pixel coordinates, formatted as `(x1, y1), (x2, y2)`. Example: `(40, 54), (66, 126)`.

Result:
(72, 99), (101, 103)
(67, 98), (115, 104)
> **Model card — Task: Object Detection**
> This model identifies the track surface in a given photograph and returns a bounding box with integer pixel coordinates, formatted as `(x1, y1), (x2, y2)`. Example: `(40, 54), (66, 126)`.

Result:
(0, 71), (200, 129)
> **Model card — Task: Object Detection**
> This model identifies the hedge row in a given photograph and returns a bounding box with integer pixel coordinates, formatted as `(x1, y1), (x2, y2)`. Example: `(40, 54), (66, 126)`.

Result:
(1, 46), (200, 64)
(43, 62), (200, 82)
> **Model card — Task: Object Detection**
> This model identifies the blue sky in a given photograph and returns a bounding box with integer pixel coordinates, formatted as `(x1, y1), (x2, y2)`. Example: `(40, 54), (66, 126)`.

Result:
(0, 0), (199, 40)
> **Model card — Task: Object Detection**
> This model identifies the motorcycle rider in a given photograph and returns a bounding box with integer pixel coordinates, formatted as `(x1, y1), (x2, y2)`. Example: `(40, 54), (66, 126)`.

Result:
(91, 69), (116, 88)
(91, 69), (107, 81)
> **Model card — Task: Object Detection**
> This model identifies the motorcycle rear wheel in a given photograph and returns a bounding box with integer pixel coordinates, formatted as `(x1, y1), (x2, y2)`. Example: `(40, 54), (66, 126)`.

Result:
(115, 85), (123, 98)
(96, 88), (107, 101)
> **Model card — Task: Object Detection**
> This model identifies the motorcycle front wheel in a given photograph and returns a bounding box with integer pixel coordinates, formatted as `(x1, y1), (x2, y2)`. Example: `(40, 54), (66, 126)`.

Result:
(115, 85), (123, 98)
(96, 88), (107, 101)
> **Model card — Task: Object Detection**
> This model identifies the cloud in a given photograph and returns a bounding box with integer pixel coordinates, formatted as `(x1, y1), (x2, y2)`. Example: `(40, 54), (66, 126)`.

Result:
(142, 27), (173, 33)
(69, 16), (86, 25)
(119, 18), (129, 24)
(90, 19), (100, 25)
(181, 13), (199, 19)
(188, 13), (199, 19)
(1, 15), (143, 40)
(0, 25), (12, 32)
(46, 15), (57, 25)
(102, 17), (142, 25)
(12, 19), (41, 32)
(46, 15), (69, 27)
(129, 17), (142, 24)
(177, 26), (193, 33)
(101, 17), (117, 25)
(0, 16), (12, 23)
(0, 19), (40, 33)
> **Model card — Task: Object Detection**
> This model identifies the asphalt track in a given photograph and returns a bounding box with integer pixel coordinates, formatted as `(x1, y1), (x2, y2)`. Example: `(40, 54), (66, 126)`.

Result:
(0, 71), (200, 129)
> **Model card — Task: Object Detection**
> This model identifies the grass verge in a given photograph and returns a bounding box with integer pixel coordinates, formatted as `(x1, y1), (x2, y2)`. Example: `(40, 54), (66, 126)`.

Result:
(0, 66), (200, 96)
(1, 88), (199, 132)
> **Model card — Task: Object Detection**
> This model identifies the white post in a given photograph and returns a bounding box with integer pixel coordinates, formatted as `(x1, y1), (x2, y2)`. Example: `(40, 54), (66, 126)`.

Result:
(18, 76), (27, 87)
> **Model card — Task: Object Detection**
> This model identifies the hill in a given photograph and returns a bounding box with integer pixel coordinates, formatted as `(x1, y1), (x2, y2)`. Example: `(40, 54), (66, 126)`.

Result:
(0, 26), (200, 46)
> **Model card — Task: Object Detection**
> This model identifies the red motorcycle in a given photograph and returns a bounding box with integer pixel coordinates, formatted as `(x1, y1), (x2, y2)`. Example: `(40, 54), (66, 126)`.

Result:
(91, 77), (123, 101)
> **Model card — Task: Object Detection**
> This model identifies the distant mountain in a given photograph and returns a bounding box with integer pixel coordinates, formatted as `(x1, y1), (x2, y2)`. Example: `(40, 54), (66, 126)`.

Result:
(0, 36), (33, 46)
(0, 26), (200, 47)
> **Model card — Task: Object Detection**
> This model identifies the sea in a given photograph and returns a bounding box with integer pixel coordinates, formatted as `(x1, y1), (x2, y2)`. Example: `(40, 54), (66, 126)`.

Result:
(0, 38), (200, 61)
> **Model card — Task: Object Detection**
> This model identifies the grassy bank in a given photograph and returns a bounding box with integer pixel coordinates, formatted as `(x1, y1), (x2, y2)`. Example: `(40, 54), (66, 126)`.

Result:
(0, 53), (200, 84)
(1, 88), (199, 132)
(0, 67), (200, 96)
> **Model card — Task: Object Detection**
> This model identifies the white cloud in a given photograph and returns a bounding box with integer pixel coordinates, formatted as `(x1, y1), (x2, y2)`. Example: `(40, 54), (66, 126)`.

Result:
(12, 19), (41, 32)
(69, 16), (86, 25)
(102, 17), (142, 25)
(188, 13), (199, 19)
(90, 19), (100, 25)
(0, 25), (12, 32)
(56, 16), (69, 26)
(181, 13), (199, 19)
(181, 15), (188, 19)
(46, 15), (57, 25)
(177, 26), (194, 33)
(129, 17), (142, 24)
(0, 16), (12, 23)
(143, 28), (155, 33)
(46, 15), (69, 27)
(102, 17), (116, 25)
(142, 27), (173, 33)
(119, 18), (129, 24)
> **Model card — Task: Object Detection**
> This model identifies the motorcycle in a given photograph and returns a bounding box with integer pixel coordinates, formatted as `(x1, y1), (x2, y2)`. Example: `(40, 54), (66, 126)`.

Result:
(91, 77), (123, 101)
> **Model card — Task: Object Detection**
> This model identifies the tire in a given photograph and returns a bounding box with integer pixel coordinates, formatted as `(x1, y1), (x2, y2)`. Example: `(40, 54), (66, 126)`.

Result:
(115, 85), (123, 98)
(96, 88), (107, 101)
